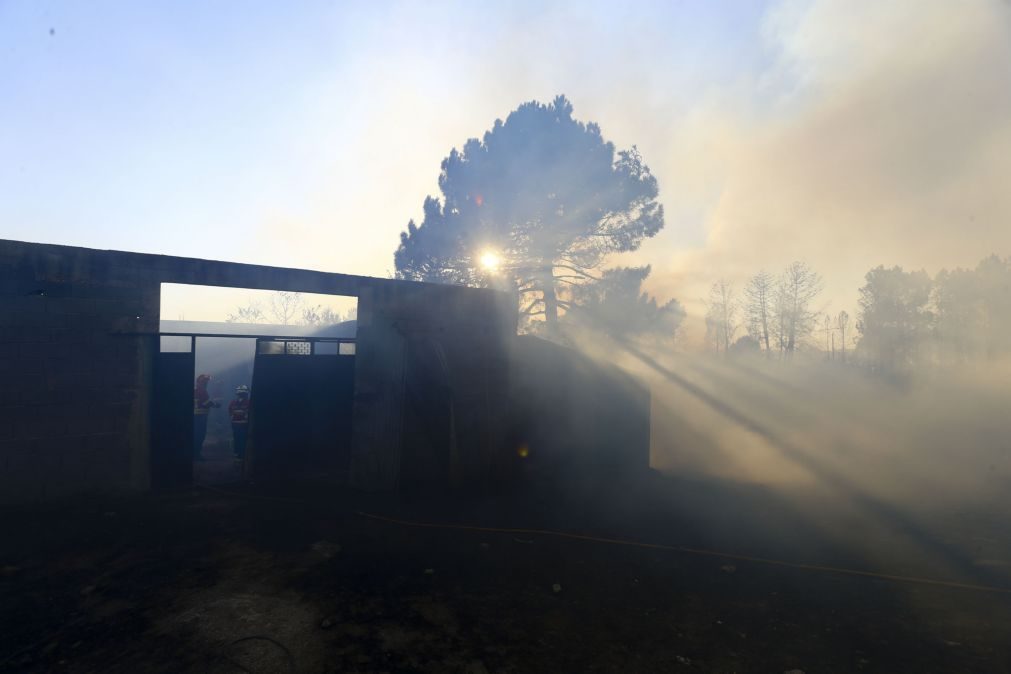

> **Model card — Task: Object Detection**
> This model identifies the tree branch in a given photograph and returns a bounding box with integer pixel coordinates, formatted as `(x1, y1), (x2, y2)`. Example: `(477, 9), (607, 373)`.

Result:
(552, 264), (602, 281)
(519, 297), (545, 315)
(556, 277), (587, 287)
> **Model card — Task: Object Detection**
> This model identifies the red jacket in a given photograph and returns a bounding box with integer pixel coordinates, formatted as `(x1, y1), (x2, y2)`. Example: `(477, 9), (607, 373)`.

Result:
(194, 386), (216, 415)
(229, 397), (250, 424)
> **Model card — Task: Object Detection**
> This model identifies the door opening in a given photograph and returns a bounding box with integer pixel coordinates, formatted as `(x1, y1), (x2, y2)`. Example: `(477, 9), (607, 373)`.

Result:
(151, 284), (358, 489)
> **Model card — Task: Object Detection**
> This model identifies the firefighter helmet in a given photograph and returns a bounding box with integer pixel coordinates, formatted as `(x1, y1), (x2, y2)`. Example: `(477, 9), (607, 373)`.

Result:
(196, 374), (211, 385)
(236, 384), (249, 395)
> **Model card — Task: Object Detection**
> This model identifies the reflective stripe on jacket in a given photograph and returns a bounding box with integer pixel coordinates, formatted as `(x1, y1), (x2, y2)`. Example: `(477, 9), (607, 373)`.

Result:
(229, 398), (250, 424)
(194, 388), (213, 415)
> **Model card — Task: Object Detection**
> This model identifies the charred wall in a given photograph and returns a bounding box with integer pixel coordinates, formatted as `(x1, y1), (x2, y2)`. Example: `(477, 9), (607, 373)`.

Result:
(0, 239), (517, 502)
(349, 282), (516, 490)
(0, 245), (159, 502)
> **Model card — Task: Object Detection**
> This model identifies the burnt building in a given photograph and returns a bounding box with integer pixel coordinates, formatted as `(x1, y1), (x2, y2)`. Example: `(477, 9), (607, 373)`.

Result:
(0, 239), (650, 503)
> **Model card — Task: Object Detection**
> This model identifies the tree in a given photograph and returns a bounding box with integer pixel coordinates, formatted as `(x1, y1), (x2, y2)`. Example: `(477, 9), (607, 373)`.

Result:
(268, 291), (303, 326)
(565, 265), (685, 341)
(856, 265), (933, 372)
(226, 303), (265, 324)
(705, 279), (738, 354)
(394, 95), (664, 332)
(227, 292), (302, 325)
(823, 313), (835, 359)
(933, 266), (983, 363)
(730, 335), (761, 355)
(974, 255), (1011, 358)
(933, 255), (1011, 362)
(776, 261), (823, 357)
(744, 270), (775, 354)
(301, 305), (354, 327)
(837, 310), (850, 363)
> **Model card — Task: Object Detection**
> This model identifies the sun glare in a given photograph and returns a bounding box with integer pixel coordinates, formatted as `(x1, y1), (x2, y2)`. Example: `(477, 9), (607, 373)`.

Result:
(479, 250), (501, 272)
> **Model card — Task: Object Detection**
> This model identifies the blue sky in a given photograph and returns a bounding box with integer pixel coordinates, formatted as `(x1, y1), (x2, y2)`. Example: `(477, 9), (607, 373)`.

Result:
(1, 2), (768, 265)
(3, 1), (1009, 326)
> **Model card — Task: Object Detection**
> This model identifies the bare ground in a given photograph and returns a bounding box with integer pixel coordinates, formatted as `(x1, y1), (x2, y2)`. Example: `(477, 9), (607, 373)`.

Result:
(1, 470), (1010, 673)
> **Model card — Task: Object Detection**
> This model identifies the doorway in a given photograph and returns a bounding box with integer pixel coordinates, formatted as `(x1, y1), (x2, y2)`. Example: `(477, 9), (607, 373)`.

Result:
(151, 284), (359, 489)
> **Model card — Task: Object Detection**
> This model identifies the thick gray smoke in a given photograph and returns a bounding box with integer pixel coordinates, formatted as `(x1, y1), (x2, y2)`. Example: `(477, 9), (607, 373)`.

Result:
(566, 327), (1011, 595)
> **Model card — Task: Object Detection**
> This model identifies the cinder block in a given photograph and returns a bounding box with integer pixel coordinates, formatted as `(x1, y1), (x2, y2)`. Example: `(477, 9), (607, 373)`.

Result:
(12, 407), (41, 439)
(109, 316), (144, 333)
(47, 327), (74, 342)
(63, 314), (111, 332)
(92, 298), (141, 317)
(44, 296), (91, 315)
(17, 342), (49, 361)
(106, 401), (132, 422)
(102, 366), (141, 389)
(99, 387), (138, 406)
(62, 406), (92, 434)
(0, 472), (45, 503)
(26, 407), (70, 439)
(33, 436), (71, 458)
(0, 328), (18, 342)
(44, 368), (84, 392)
(79, 406), (112, 434)
(84, 343), (114, 361)
(10, 357), (46, 377)
(19, 383), (54, 406)
(0, 407), (21, 439)
(114, 339), (142, 359)
(87, 407), (125, 434)
(0, 439), (30, 467)
(50, 356), (95, 378)
(76, 435), (131, 485)
(4, 446), (59, 479)
(60, 442), (91, 473)
(2, 296), (44, 313)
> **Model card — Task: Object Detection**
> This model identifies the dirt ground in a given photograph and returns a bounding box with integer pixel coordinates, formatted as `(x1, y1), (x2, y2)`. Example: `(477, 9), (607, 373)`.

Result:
(1, 470), (1010, 674)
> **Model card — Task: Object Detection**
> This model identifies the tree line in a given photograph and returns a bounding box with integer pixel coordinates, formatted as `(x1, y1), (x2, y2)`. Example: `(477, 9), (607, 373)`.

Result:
(704, 254), (1011, 373)
(856, 255), (1011, 372)
(705, 261), (829, 359)
(227, 291), (357, 327)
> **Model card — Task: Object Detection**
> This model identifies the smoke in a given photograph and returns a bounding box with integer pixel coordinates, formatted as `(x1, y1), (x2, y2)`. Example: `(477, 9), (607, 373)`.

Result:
(561, 321), (1011, 592)
(636, 0), (1011, 343)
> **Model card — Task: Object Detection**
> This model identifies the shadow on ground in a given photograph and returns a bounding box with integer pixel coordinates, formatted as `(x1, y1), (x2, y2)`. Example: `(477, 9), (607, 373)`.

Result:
(1, 472), (1009, 673)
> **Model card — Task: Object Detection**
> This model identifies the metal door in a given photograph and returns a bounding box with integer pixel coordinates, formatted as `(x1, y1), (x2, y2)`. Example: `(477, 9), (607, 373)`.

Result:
(151, 350), (195, 488)
(250, 339), (355, 481)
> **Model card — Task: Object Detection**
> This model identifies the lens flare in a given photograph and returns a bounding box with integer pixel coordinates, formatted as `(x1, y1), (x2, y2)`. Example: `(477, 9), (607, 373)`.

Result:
(480, 250), (501, 272)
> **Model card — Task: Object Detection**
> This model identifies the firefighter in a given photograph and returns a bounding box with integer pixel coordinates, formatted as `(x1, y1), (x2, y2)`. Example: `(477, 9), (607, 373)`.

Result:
(229, 384), (251, 460)
(193, 374), (220, 460)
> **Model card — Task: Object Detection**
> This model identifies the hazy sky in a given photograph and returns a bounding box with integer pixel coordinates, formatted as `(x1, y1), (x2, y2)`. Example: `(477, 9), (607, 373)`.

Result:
(3, 0), (1009, 326)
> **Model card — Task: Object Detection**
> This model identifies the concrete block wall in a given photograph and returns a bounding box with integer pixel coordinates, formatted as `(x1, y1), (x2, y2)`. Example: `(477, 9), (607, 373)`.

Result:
(348, 281), (516, 490)
(0, 275), (158, 503)
(1, 238), (518, 501)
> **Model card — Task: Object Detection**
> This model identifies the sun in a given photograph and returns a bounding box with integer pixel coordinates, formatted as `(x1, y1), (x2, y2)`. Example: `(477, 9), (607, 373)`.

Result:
(479, 250), (501, 272)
